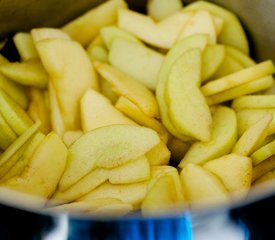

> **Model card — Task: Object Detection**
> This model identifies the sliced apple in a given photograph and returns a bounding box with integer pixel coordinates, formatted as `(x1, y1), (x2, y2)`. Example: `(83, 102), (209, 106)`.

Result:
(31, 28), (70, 42)
(94, 61), (159, 118)
(145, 141), (170, 166)
(87, 45), (108, 63)
(36, 38), (99, 131)
(252, 155), (275, 182)
(115, 96), (168, 143)
(1, 132), (67, 198)
(180, 163), (229, 206)
(62, 0), (128, 46)
(0, 73), (28, 109)
(204, 154), (252, 195)
(80, 89), (136, 132)
(201, 60), (275, 96)
(109, 38), (164, 90)
(53, 168), (109, 202)
(79, 181), (148, 209)
(99, 76), (118, 104)
(233, 114), (272, 156)
(237, 109), (275, 136)
(118, 8), (193, 49)
(100, 25), (141, 49)
(156, 34), (208, 140)
(232, 95), (275, 111)
(178, 10), (217, 44)
(0, 89), (33, 135)
(201, 44), (225, 82)
(206, 76), (274, 106)
(59, 125), (160, 190)
(225, 45), (255, 67)
(13, 32), (38, 61)
(147, 0), (183, 21)
(179, 106), (237, 167)
(251, 140), (275, 165)
(166, 48), (212, 141)
(253, 171), (275, 186)
(184, 0), (249, 54)
(0, 113), (17, 150)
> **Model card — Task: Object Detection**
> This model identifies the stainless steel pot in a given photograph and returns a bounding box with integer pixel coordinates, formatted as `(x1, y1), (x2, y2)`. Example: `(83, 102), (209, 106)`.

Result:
(0, 1), (275, 239)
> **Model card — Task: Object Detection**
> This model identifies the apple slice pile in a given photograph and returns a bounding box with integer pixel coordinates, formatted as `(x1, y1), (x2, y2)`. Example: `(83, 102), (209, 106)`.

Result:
(0, 0), (275, 216)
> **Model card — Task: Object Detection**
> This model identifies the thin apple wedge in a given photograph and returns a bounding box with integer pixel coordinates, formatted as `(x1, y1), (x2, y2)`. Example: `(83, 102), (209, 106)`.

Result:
(0, 59), (48, 89)
(62, 0), (128, 46)
(184, 0), (249, 53)
(80, 88), (136, 132)
(206, 76), (274, 106)
(225, 45), (255, 67)
(115, 96), (169, 143)
(145, 141), (170, 166)
(178, 10), (217, 44)
(201, 60), (275, 96)
(94, 61), (159, 118)
(36, 37), (99, 131)
(0, 113), (17, 150)
(204, 154), (252, 196)
(252, 155), (275, 182)
(251, 140), (275, 165)
(109, 155), (151, 184)
(79, 181), (148, 209)
(147, 0), (183, 21)
(1, 132), (67, 198)
(232, 95), (275, 111)
(109, 38), (164, 90)
(179, 106), (237, 167)
(233, 114), (272, 156)
(13, 32), (38, 61)
(100, 25), (142, 49)
(53, 168), (109, 203)
(166, 48), (212, 141)
(0, 89), (33, 135)
(118, 8), (193, 49)
(156, 34), (208, 141)
(31, 28), (70, 42)
(59, 125), (160, 190)
(180, 163), (229, 206)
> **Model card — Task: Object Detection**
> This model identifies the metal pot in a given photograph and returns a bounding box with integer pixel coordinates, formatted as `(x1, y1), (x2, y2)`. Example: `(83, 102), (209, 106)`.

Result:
(0, 0), (275, 239)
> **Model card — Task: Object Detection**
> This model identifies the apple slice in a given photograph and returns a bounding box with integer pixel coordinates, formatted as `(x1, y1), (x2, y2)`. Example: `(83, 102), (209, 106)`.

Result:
(53, 168), (109, 202)
(253, 171), (275, 186)
(80, 89), (136, 132)
(59, 125), (160, 190)
(115, 96), (168, 143)
(1, 132), (45, 182)
(166, 48), (212, 141)
(145, 141), (170, 166)
(180, 163), (229, 206)
(204, 154), (252, 196)
(62, 0), (128, 46)
(233, 114), (272, 156)
(0, 113), (17, 150)
(225, 45), (255, 67)
(201, 44), (225, 82)
(178, 10), (217, 44)
(184, 0), (249, 54)
(237, 109), (275, 136)
(232, 95), (275, 111)
(100, 25), (141, 49)
(0, 73), (28, 109)
(251, 140), (275, 165)
(141, 166), (184, 215)
(109, 38), (164, 90)
(0, 89), (33, 135)
(94, 61), (159, 118)
(109, 155), (150, 184)
(36, 38), (99, 131)
(1, 132), (67, 198)
(206, 76), (274, 105)
(87, 45), (108, 63)
(79, 181), (148, 209)
(118, 8), (193, 49)
(201, 60), (275, 96)
(179, 106), (237, 167)
(156, 34), (208, 141)
(147, 0), (183, 21)
(252, 155), (275, 182)
(31, 28), (70, 42)
(13, 32), (38, 61)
